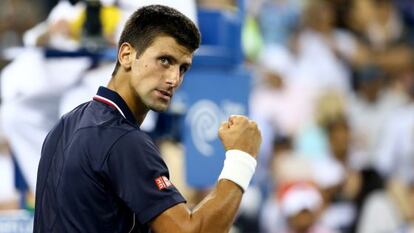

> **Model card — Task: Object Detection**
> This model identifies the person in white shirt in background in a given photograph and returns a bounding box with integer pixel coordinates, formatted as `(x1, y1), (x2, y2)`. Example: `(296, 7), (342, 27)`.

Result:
(357, 180), (414, 233)
(249, 44), (319, 201)
(346, 65), (406, 171)
(357, 67), (414, 233)
(1, 11), (90, 200)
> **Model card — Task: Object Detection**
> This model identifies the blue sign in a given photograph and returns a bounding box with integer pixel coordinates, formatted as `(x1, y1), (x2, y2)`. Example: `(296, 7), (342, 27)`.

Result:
(174, 68), (250, 188)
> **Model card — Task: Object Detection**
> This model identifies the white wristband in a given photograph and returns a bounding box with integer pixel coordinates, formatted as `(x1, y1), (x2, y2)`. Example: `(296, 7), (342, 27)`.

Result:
(218, 149), (257, 192)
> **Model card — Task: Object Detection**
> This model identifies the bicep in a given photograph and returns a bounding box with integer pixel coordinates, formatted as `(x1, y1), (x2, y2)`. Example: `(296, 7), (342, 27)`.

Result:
(150, 180), (242, 233)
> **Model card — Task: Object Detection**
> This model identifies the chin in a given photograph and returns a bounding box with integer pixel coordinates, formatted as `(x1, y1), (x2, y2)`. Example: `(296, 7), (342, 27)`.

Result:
(150, 105), (169, 112)
(146, 98), (170, 112)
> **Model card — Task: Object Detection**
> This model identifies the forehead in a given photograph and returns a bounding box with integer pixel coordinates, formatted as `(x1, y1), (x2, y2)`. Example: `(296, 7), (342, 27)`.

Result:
(142, 36), (193, 63)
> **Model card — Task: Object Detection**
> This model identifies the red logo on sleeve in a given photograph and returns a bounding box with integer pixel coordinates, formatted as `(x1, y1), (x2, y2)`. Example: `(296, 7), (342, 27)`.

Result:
(154, 176), (173, 190)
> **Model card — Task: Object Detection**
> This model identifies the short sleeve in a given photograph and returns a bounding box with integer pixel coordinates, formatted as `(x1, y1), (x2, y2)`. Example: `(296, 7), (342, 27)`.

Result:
(103, 130), (185, 224)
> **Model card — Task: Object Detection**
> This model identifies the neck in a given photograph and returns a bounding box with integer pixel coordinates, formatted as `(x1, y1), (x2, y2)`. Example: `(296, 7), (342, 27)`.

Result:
(107, 74), (148, 125)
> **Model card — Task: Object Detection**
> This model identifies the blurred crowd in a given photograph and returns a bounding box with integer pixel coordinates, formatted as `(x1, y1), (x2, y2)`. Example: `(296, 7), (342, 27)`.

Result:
(0, 0), (414, 233)
(243, 0), (414, 233)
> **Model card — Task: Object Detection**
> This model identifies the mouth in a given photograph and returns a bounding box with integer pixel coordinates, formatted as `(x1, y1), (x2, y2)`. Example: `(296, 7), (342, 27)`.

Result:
(155, 89), (172, 100)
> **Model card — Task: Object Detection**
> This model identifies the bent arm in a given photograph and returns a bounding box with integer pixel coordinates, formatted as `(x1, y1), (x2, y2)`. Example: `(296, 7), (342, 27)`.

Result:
(150, 179), (243, 233)
(151, 115), (262, 233)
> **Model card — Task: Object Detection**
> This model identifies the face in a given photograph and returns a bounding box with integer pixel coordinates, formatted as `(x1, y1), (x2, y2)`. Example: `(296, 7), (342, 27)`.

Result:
(288, 210), (316, 233)
(127, 36), (193, 112)
(306, 1), (335, 31)
(329, 122), (350, 163)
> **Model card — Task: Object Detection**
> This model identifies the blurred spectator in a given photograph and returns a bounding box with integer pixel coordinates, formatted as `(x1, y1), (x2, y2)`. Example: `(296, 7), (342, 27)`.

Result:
(0, 0), (43, 47)
(347, 0), (414, 73)
(256, 0), (302, 46)
(243, 0), (303, 62)
(280, 95), (363, 233)
(278, 182), (338, 233)
(349, 0), (404, 51)
(0, 0), (45, 69)
(312, 159), (346, 207)
(314, 157), (358, 233)
(1, 49), (91, 194)
(345, 168), (384, 233)
(24, 0), (120, 50)
(291, 0), (359, 94)
(249, 44), (317, 207)
(295, 91), (346, 160)
(260, 135), (292, 232)
(368, 66), (414, 233)
(346, 65), (405, 170)
(324, 117), (350, 164)
(260, 136), (314, 233)
(250, 44), (315, 138)
(324, 117), (362, 203)
(375, 66), (414, 185)
(0, 0), (106, 198)
(357, 180), (414, 233)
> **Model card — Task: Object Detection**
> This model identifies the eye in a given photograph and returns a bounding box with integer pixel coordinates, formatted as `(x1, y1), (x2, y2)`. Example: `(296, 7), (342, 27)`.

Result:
(159, 57), (171, 66)
(180, 65), (190, 76)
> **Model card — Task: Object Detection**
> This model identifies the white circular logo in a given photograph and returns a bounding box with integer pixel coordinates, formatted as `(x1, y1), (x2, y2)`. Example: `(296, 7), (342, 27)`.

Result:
(186, 100), (223, 156)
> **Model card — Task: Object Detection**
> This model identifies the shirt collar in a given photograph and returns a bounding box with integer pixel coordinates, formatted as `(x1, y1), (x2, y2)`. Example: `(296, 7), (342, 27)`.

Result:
(93, 86), (137, 123)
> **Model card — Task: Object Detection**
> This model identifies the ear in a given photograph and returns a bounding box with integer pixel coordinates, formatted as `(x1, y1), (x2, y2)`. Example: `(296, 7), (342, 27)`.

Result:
(118, 42), (135, 71)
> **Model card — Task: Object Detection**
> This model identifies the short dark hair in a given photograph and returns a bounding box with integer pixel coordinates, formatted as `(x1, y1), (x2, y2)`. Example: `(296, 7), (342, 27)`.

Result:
(112, 5), (201, 76)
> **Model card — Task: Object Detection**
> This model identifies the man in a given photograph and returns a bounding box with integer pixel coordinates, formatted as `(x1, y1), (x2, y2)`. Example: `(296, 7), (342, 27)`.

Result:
(34, 5), (262, 233)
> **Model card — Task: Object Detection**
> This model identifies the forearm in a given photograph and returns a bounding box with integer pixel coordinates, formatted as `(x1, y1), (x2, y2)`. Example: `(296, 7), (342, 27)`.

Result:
(190, 179), (243, 233)
(186, 149), (256, 232)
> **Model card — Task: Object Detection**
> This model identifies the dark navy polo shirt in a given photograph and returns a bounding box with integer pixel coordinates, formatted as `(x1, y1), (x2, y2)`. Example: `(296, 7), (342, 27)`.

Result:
(34, 86), (185, 233)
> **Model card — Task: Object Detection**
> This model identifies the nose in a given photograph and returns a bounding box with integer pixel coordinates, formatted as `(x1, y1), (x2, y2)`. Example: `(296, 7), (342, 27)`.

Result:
(166, 66), (181, 88)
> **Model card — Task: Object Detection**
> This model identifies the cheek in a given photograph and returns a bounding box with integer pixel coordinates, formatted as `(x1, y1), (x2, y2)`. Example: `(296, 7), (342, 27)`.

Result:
(130, 64), (154, 85)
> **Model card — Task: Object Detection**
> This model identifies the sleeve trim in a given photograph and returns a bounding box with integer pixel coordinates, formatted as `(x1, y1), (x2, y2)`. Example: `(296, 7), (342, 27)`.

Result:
(137, 193), (186, 224)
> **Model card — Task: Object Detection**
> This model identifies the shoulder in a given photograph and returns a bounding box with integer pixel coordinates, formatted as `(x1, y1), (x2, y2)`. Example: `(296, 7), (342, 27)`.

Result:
(115, 129), (156, 148)
(103, 129), (170, 187)
(62, 100), (138, 133)
(108, 129), (161, 161)
(58, 101), (142, 154)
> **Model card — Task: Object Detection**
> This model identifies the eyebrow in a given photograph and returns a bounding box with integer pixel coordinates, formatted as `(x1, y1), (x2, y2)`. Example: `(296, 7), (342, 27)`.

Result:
(160, 54), (192, 68)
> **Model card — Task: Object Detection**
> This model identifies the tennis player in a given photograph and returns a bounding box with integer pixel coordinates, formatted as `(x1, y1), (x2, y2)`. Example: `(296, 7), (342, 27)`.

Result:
(34, 5), (261, 233)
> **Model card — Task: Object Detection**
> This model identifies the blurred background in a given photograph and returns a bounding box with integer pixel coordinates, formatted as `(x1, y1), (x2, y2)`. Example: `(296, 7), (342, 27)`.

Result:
(0, 0), (414, 232)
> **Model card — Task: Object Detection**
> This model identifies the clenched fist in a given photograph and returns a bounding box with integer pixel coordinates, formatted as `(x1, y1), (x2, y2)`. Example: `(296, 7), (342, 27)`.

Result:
(218, 115), (262, 158)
